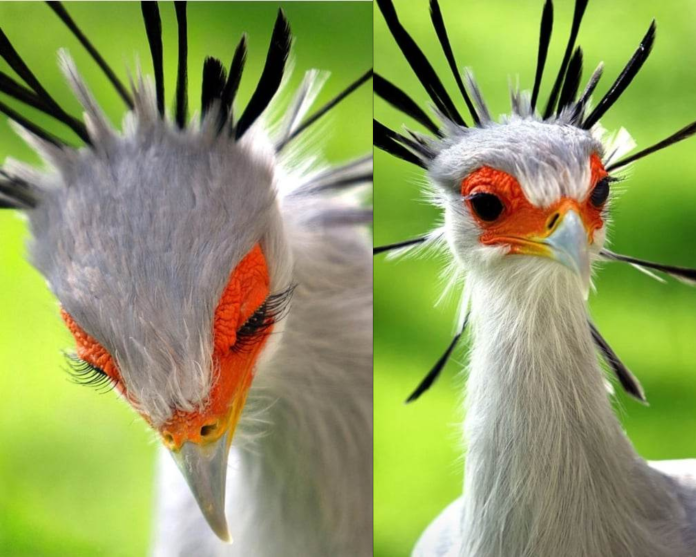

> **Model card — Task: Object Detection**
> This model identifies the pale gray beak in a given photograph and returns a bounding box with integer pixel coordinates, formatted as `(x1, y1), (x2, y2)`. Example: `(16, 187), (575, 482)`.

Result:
(168, 430), (233, 543)
(543, 210), (591, 298)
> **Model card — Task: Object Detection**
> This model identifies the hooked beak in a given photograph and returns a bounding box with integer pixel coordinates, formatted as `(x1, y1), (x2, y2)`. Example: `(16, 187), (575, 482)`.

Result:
(169, 429), (233, 543)
(542, 210), (591, 296)
(161, 381), (251, 543)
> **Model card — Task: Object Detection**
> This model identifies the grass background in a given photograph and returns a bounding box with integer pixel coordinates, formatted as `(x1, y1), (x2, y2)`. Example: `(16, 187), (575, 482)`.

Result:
(0, 2), (371, 556)
(375, 0), (696, 556)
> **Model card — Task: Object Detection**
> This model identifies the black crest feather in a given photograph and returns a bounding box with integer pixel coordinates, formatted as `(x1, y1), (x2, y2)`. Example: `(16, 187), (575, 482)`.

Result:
(0, 71), (61, 118)
(279, 69), (373, 150)
(141, 1), (165, 117)
(607, 119), (696, 171)
(0, 28), (89, 143)
(219, 34), (247, 132)
(601, 249), (696, 286)
(583, 21), (656, 130)
(543, 0), (589, 119)
(374, 120), (427, 169)
(235, 9), (291, 140)
(0, 99), (64, 146)
(174, 1), (189, 129)
(374, 73), (440, 136)
(201, 57), (227, 119)
(374, 236), (427, 255)
(47, 1), (134, 109)
(557, 46), (583, 116)
(531, 0), (554, 111)
(590, 322), (646, 403)
(429, 0), (479, 125)
(377, 0), (465, 127)
(0, 172), (37, 209)
(406, 315), (469, 403)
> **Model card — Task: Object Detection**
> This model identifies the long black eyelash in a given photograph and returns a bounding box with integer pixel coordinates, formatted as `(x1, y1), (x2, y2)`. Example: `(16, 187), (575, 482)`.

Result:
(232, 285), (296, 353)
(63, 352), (116, 393)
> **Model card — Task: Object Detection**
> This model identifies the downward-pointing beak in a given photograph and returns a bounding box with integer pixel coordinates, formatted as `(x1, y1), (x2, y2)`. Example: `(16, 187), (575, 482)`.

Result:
(168, 429), (233, 543)
(542, 210), (591, 297)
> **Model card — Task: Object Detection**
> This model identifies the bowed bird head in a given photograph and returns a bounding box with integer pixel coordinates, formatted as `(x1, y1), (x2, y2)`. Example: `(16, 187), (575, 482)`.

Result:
(0, 1), (371, 542)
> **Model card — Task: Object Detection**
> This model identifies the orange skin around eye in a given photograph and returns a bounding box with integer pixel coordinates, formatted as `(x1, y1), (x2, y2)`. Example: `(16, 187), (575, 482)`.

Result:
(461, 153), (607, 248)
(62, 309), (122, 385)
(62, 243), (271, 451)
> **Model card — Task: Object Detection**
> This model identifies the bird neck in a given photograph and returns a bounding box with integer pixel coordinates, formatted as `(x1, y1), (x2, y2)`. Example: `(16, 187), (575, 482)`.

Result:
(459, 260), (683, 557)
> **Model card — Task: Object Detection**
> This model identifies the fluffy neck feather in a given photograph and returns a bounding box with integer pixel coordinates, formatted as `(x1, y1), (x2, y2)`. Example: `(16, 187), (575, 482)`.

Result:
(459, 258), (686, 557)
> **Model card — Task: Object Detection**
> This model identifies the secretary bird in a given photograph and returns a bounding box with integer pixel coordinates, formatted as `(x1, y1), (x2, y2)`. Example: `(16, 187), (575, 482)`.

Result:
(0, 2), (372, 555)
(376, 0), (696, 555)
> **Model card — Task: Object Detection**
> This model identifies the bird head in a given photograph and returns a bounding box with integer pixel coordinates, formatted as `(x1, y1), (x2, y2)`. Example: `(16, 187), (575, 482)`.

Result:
(26, 87), (294, 540)
(432, 119), (608, 296)
(0, 2), (303, 543)
(375, 0), (696, 404)
(40, 117), (296, 538)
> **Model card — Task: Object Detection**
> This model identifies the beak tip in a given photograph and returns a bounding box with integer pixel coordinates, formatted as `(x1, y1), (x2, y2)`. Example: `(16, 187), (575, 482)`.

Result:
(210, 521), (233, 544)
(200, 500), (231, 543)
(167, 432), (234, 543)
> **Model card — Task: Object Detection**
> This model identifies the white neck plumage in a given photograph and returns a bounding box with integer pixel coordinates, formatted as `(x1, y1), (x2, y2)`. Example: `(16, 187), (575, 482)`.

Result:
(228, 350), (372, 557)
(459, 258), (686, 557)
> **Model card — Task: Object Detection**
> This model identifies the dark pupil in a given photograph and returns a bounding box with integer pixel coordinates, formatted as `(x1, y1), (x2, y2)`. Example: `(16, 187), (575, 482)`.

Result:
(590, 179), (610, 207)
(469, 193), (504, 221)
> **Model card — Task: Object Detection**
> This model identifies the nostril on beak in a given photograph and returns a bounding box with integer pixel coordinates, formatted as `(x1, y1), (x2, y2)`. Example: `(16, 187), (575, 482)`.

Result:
(547, 212), (560, 231)
(163, 432), (175, 447)
(200, 422), (219, 438)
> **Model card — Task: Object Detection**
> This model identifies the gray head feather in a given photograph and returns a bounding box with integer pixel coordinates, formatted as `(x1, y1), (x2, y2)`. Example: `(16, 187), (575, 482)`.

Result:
(430, 117), (603, 207)
(19, 57), (289, 426)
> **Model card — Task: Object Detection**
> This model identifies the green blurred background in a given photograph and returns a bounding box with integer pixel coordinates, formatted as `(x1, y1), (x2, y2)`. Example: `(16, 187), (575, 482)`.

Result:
(0, 2), (371, 556)
(375, 0), (696, 556)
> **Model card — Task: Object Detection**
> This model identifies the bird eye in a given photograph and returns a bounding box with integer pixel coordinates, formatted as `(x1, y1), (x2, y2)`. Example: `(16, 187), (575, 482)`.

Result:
(590, 178), (610, 207)
(64, 353), (116, 392)
(468, 193), (504, 222)
(230, 286), (296, 353)
(238, 302), (268, 338)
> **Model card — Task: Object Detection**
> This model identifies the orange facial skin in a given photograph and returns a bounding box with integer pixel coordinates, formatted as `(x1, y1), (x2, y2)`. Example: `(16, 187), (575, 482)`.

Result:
(62, 243), (272, 451)
(461, 153), (607, 250)
(62, 307), (123, 388)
